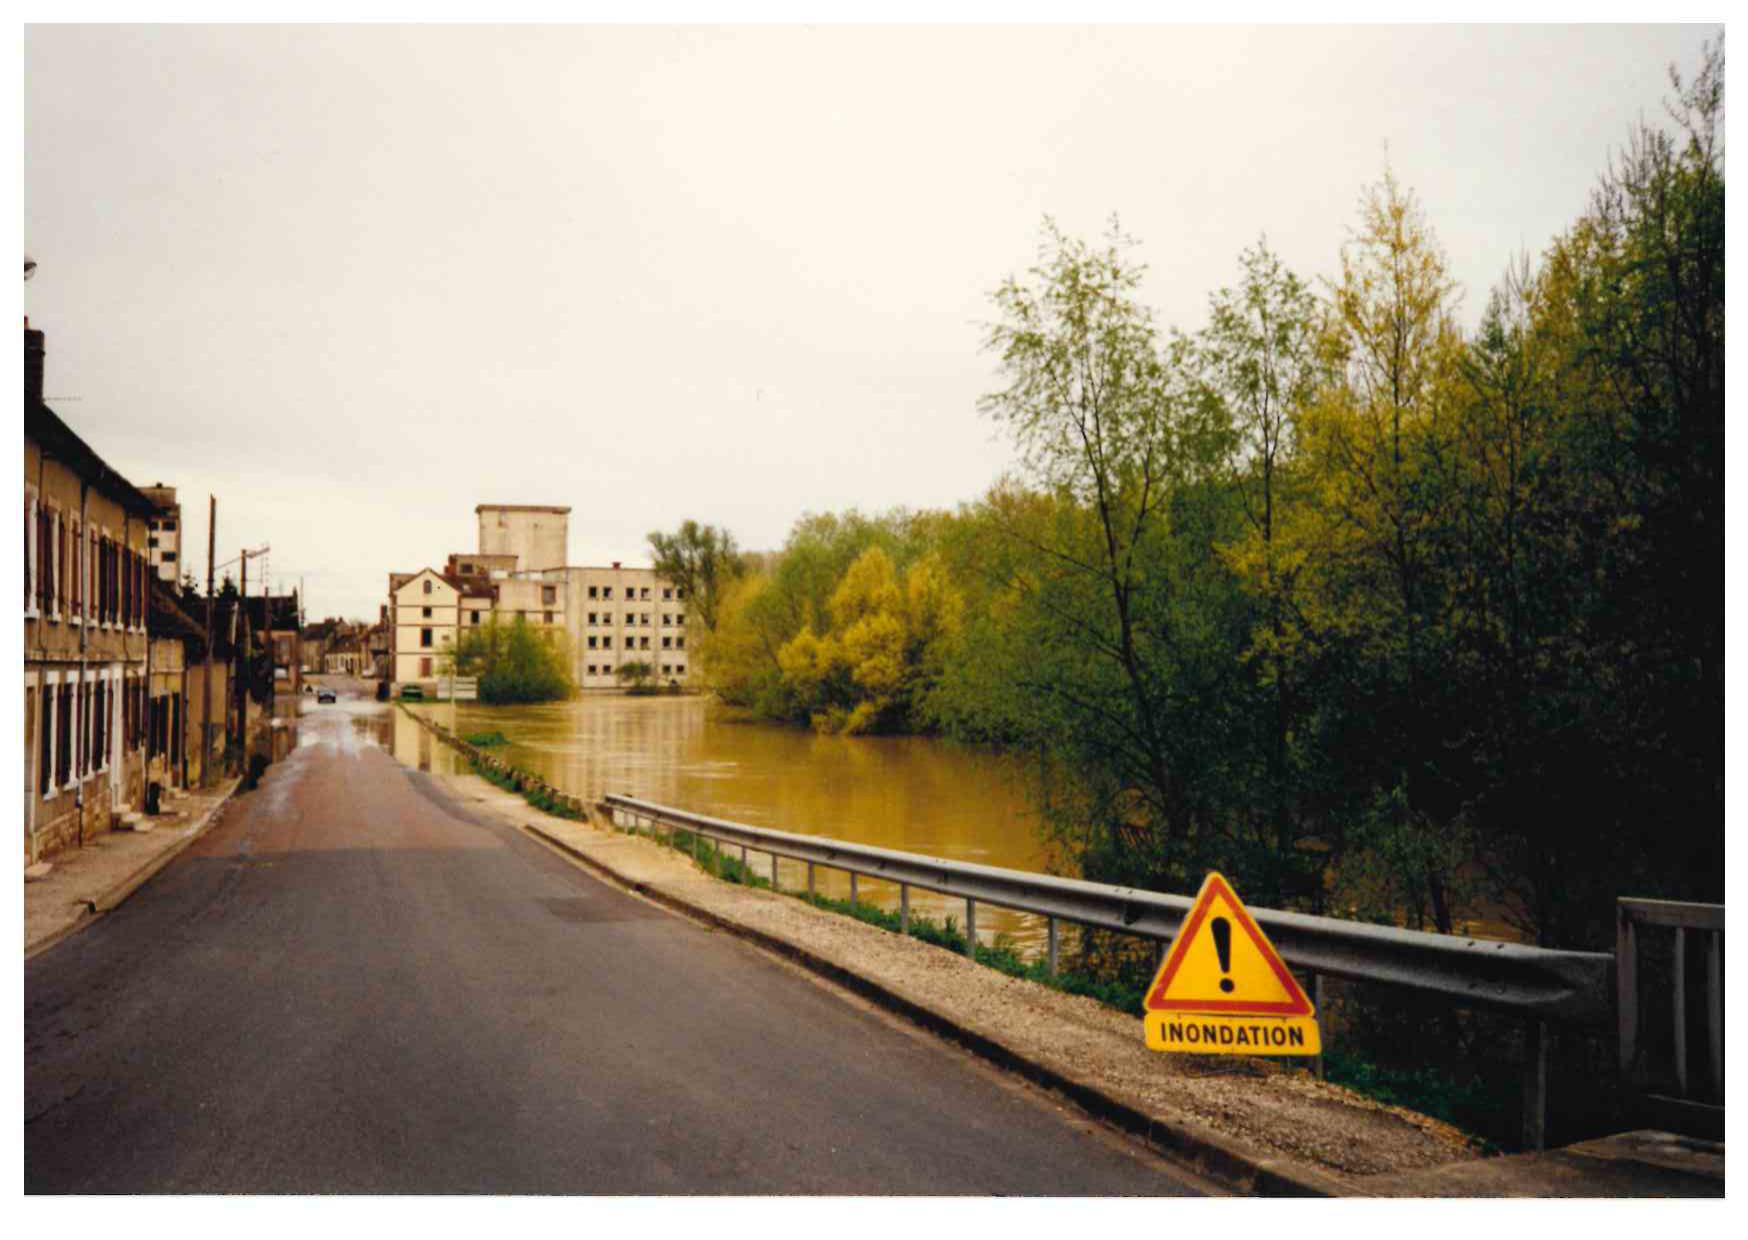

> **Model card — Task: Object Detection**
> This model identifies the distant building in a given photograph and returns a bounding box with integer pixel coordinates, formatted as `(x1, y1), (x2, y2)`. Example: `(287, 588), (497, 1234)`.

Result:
(24, 322), (156, 862)
(139, 483), (182, 584)
(387, 504), (690, 694)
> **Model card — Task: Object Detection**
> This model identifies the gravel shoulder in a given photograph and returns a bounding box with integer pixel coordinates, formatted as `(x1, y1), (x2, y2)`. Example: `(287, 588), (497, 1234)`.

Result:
(423, 758), (1482, 1193)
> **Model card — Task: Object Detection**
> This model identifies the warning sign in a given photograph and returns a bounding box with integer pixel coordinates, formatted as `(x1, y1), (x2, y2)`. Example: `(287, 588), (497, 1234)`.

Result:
(1142, 872), (1320, 1056)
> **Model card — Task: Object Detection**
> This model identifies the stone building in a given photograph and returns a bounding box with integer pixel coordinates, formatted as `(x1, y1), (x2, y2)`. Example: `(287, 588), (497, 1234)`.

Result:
(24, 323), (155, 863)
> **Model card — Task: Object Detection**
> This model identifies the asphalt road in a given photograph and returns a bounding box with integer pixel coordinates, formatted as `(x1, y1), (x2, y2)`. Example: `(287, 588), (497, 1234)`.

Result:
(25, 691), (1199, 1195)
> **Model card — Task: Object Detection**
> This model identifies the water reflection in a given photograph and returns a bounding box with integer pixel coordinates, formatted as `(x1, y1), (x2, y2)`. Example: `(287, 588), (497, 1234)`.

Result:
(403, 696), (1062, 950)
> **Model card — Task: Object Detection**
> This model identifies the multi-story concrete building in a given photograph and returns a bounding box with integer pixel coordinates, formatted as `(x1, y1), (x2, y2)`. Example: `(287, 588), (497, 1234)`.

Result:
(389, 569), (462, 688)
(140, 483), (182, 584)
(24, 322), (156, 863)
(387, 504), (692, 694)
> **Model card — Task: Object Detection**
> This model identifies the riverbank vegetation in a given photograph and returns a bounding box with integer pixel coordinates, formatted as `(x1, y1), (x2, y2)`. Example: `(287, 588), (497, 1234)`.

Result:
(669, 43), (1722, 956)
(449, 615), (575, 704)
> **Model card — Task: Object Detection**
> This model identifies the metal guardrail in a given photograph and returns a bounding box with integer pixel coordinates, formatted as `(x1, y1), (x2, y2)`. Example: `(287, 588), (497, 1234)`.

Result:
(602, 793), (1614, 1148)
(1617, 897), (1724, 1140)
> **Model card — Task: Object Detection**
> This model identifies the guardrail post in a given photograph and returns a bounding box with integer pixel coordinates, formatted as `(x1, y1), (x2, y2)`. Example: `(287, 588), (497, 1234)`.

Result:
(740, 843), (748, 878)
(770, 852), (779, 892)
(1618, 905), (1638, 1078)
(965, 898), (976, 958)
(1312, 972), (1326, 1080)
(1522, 1018), (1550, 1151)
(1673, 926), (1688, 1096)
(849, 872), (858, 909)
(900, 883), (910, 935)
(807, 861), (815, 901)
(1046, 916), (1058, 978)
(1707, 929), (1722, 1098)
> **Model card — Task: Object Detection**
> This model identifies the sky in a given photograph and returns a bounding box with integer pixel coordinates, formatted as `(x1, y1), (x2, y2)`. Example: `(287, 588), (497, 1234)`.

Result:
(22, 23), (1720, 623)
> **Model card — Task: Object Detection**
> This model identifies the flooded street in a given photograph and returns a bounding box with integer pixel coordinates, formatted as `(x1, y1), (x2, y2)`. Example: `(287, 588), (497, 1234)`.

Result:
(396, 694), (1061, 950)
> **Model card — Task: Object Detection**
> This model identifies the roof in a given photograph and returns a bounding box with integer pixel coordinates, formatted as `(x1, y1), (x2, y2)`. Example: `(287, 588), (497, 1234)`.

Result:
(148, 578), (205, 641)
(475, 504), (571, 515)
(26, 400), (158, 518)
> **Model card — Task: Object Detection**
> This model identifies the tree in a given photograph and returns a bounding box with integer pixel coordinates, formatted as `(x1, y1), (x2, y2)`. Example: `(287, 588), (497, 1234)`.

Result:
(1300, 168), (1470, 932)
(615, 660), (656, 692)
(1196, 239), (1326, 903)
(647, 520), (745, 632)
(978, 218), (1238, 893)
(450, 615), (574, 704)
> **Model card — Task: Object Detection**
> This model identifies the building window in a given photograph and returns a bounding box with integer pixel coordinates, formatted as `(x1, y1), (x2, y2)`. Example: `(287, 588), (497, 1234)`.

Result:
(642, 613), (651, 626)
(56, 683), (73, 788)
(423, 579), (432, 595)
(676, 636), (685, 649)
(676, 663), (685, 675)
(422, 606), (432, 618)
(38, 683), (52, 795)
(676, 587), (686, 599)
(676, 613), (685, 626)
(662, 636), (672, 649)
(588, 585), (598, 599)
(542, 586), (557, 605)
(603, 586), (613, 600)
(662, 664), (671, 675)
(664, 587), (673, 600)
(662, 613), (672, 626)
(640, 636), (650, 650)
(471, 610), (481, 624)
(640, 587), (650, 600)
(162, 519), (176, 532)
(162, 550), (177, 563)
(588, 636), (597, 649)
(421, 628), (433, 647)
(544, 611), (554, 625)
(602, 636), (612, 649)
(419, 656), (433, 677)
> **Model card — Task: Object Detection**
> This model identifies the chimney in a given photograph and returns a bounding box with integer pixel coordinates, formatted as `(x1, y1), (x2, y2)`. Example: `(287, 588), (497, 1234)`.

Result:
(25, 324), (44, 409)
(612, 561), (621, 569)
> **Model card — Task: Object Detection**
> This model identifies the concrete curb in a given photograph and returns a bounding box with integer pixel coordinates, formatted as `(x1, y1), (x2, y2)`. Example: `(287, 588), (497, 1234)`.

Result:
(519, 813), (1352, 1198)
(25, 778), (244, 961)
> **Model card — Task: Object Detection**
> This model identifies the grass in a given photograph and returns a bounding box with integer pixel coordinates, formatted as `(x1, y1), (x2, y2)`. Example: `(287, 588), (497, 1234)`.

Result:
(464, 730), (510, 747)
(468, 756), (584, 820)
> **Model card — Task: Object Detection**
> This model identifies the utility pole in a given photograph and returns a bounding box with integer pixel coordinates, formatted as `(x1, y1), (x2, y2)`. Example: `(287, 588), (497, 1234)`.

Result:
(234, 544), (269, 779)
(202, 496), (215, 787)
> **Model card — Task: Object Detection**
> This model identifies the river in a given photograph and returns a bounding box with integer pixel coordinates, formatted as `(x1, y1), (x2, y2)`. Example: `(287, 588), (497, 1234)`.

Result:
(393, 694), (1062, 951)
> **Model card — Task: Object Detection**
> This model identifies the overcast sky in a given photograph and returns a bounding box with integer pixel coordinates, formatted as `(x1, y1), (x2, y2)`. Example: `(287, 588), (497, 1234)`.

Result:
(24, 23), (1718, 622)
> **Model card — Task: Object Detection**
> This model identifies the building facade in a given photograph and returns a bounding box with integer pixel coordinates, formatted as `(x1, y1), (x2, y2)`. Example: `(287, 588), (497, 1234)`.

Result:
(24, 324), (156, 863)
(388, 504), (692, 694)
(140, 483), (182, 584)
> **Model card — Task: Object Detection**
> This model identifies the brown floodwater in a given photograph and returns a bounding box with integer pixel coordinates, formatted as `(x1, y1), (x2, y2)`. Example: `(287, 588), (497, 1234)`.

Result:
(397, 695), (1062, 951)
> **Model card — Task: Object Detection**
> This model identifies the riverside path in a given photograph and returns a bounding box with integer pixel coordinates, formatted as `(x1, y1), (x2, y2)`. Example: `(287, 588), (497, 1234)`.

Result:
(25, 686), (1199, 1194)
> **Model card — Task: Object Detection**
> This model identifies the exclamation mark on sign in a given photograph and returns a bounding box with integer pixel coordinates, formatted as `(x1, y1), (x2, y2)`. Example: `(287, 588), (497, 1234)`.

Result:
(1212, 917), (1234, 993)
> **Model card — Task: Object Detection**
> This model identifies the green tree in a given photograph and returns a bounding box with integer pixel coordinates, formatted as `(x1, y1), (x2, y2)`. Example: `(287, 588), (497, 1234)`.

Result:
(451, 615), (574, 704)
(647, 520), (745, 632)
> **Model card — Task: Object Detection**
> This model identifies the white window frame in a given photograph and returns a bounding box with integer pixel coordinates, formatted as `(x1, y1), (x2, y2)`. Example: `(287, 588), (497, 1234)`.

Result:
(41, 670), (60, 799)
(25, 489), (39, 617)
(46, 507), (62, 622)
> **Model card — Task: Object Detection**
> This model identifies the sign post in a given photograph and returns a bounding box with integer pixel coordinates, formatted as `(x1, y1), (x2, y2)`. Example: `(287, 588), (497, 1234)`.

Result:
(1142, 872), (1321, 1056)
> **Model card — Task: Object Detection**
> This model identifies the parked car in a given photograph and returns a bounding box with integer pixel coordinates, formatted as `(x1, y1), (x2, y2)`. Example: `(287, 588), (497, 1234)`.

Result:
(316, 688), (337, 704)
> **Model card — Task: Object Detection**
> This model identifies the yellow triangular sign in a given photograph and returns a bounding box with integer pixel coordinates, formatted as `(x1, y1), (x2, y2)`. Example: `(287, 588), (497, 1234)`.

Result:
(1142, 872), (1320, 1056)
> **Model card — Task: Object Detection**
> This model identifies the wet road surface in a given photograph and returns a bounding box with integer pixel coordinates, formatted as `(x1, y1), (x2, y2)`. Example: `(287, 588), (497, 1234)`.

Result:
(25, 690), (1199, 1194)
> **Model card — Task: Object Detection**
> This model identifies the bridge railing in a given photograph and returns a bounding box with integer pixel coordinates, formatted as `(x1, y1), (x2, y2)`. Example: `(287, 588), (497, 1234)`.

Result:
(600, 792), (1613, 1148)
(1617, 897), (1724, 1140)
